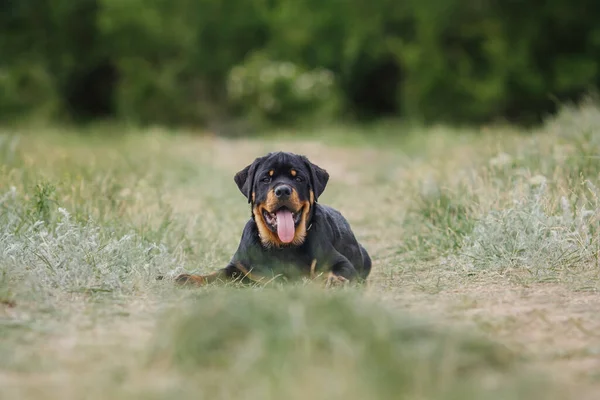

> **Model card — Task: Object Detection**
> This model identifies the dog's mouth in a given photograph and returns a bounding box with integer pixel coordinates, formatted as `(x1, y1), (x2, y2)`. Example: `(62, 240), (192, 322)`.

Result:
(261, 206), (303, 243)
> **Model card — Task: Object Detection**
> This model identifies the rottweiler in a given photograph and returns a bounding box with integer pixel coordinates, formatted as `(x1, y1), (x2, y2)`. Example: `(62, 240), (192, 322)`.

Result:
(175, 151), (372, 286)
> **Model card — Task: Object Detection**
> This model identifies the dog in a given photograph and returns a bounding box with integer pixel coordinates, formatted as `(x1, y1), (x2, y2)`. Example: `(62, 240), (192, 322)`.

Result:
(175, 151), (372, 286)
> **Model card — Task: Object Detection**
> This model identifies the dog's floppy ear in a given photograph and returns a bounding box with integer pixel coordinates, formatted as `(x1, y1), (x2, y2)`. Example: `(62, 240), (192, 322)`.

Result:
(302, 156), (329, 201)
(234, 157), (264, 203)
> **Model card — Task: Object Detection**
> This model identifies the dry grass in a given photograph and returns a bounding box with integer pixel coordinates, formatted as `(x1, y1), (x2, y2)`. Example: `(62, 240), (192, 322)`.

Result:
(2, 100), (600, 399)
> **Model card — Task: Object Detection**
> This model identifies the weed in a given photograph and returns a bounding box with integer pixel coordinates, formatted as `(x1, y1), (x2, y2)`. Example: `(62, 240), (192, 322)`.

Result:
(30, 181), (57, 224)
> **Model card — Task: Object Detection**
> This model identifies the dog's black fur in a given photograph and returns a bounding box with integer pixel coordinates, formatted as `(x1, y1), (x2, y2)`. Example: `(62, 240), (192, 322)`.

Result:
(176, 152), (371, 285)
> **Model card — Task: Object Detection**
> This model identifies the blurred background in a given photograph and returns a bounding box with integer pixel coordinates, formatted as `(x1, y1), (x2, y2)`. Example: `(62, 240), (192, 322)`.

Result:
(2, 0), (600, 131)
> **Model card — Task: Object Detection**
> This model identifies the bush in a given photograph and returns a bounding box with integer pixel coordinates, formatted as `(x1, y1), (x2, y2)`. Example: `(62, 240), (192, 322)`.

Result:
(0, 64), (61, 121)
(97, 0), (269, 126)
(226, 53), (340, 126)
(1, 0), (599, 126)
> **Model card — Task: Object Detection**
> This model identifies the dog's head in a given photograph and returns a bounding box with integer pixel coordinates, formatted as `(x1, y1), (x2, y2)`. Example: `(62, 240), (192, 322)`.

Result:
(234, 152), (329, 248)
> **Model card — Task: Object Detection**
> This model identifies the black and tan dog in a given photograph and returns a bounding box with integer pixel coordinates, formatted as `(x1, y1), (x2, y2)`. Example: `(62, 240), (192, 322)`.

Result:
(176, 151), (371, 286)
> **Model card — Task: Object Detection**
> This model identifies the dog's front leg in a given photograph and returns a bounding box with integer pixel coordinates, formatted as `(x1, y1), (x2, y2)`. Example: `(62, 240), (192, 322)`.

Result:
(175, 262), (263, 286)
(325, 257), (358, 287)
(175, 268), (230, 286)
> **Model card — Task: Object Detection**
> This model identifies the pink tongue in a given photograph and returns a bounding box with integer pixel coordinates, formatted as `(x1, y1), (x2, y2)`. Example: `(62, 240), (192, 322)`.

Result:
(276, 209), (295, 243)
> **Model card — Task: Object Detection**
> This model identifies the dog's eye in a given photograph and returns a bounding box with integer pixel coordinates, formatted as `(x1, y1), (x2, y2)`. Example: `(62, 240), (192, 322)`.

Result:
(261, 177), (271, 183)
(295, 176), (303, 182)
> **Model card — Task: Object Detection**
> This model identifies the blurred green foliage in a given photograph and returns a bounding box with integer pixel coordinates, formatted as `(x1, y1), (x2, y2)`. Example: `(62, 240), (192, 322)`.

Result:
(1, 0), (599, 128)
(226, 52), (341, 126)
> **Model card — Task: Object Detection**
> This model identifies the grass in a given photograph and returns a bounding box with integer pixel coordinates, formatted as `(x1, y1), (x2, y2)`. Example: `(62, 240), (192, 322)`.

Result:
(2, 100), (600, 399)
(150, 288), (550, 400)
(457, 182), (599, 284)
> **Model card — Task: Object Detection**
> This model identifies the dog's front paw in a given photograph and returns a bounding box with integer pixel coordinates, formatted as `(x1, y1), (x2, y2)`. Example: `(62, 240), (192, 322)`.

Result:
(175, 274), (206, 286)
(325, 272), (349, 288)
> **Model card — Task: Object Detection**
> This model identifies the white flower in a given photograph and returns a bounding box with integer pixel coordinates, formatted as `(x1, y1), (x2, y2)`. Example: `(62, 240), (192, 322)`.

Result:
(278, 62), (297, 79)
(259, 65), (277, 84)
(294, 74), (314, 97)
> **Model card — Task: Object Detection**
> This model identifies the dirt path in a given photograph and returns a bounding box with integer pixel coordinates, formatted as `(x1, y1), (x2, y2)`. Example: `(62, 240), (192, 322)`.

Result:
(373, 276), (600, 399)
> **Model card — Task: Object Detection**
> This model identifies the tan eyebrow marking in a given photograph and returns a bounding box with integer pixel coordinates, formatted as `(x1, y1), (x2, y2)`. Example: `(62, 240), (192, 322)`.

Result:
(290, 169), (297, 177)
(269, 170), (274, 177)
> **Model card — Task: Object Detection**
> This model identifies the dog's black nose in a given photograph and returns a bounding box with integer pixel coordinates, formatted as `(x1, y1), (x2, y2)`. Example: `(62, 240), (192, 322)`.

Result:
(274, 184), (292, 198)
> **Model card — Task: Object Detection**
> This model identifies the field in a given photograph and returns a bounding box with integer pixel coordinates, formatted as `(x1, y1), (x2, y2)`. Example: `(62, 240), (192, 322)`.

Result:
(2, 101), (600, 399)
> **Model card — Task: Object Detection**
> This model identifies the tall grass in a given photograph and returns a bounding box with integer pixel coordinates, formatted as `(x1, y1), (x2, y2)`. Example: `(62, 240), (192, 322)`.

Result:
(457, 182), (600, 284)
(0, 184), (185, 300)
